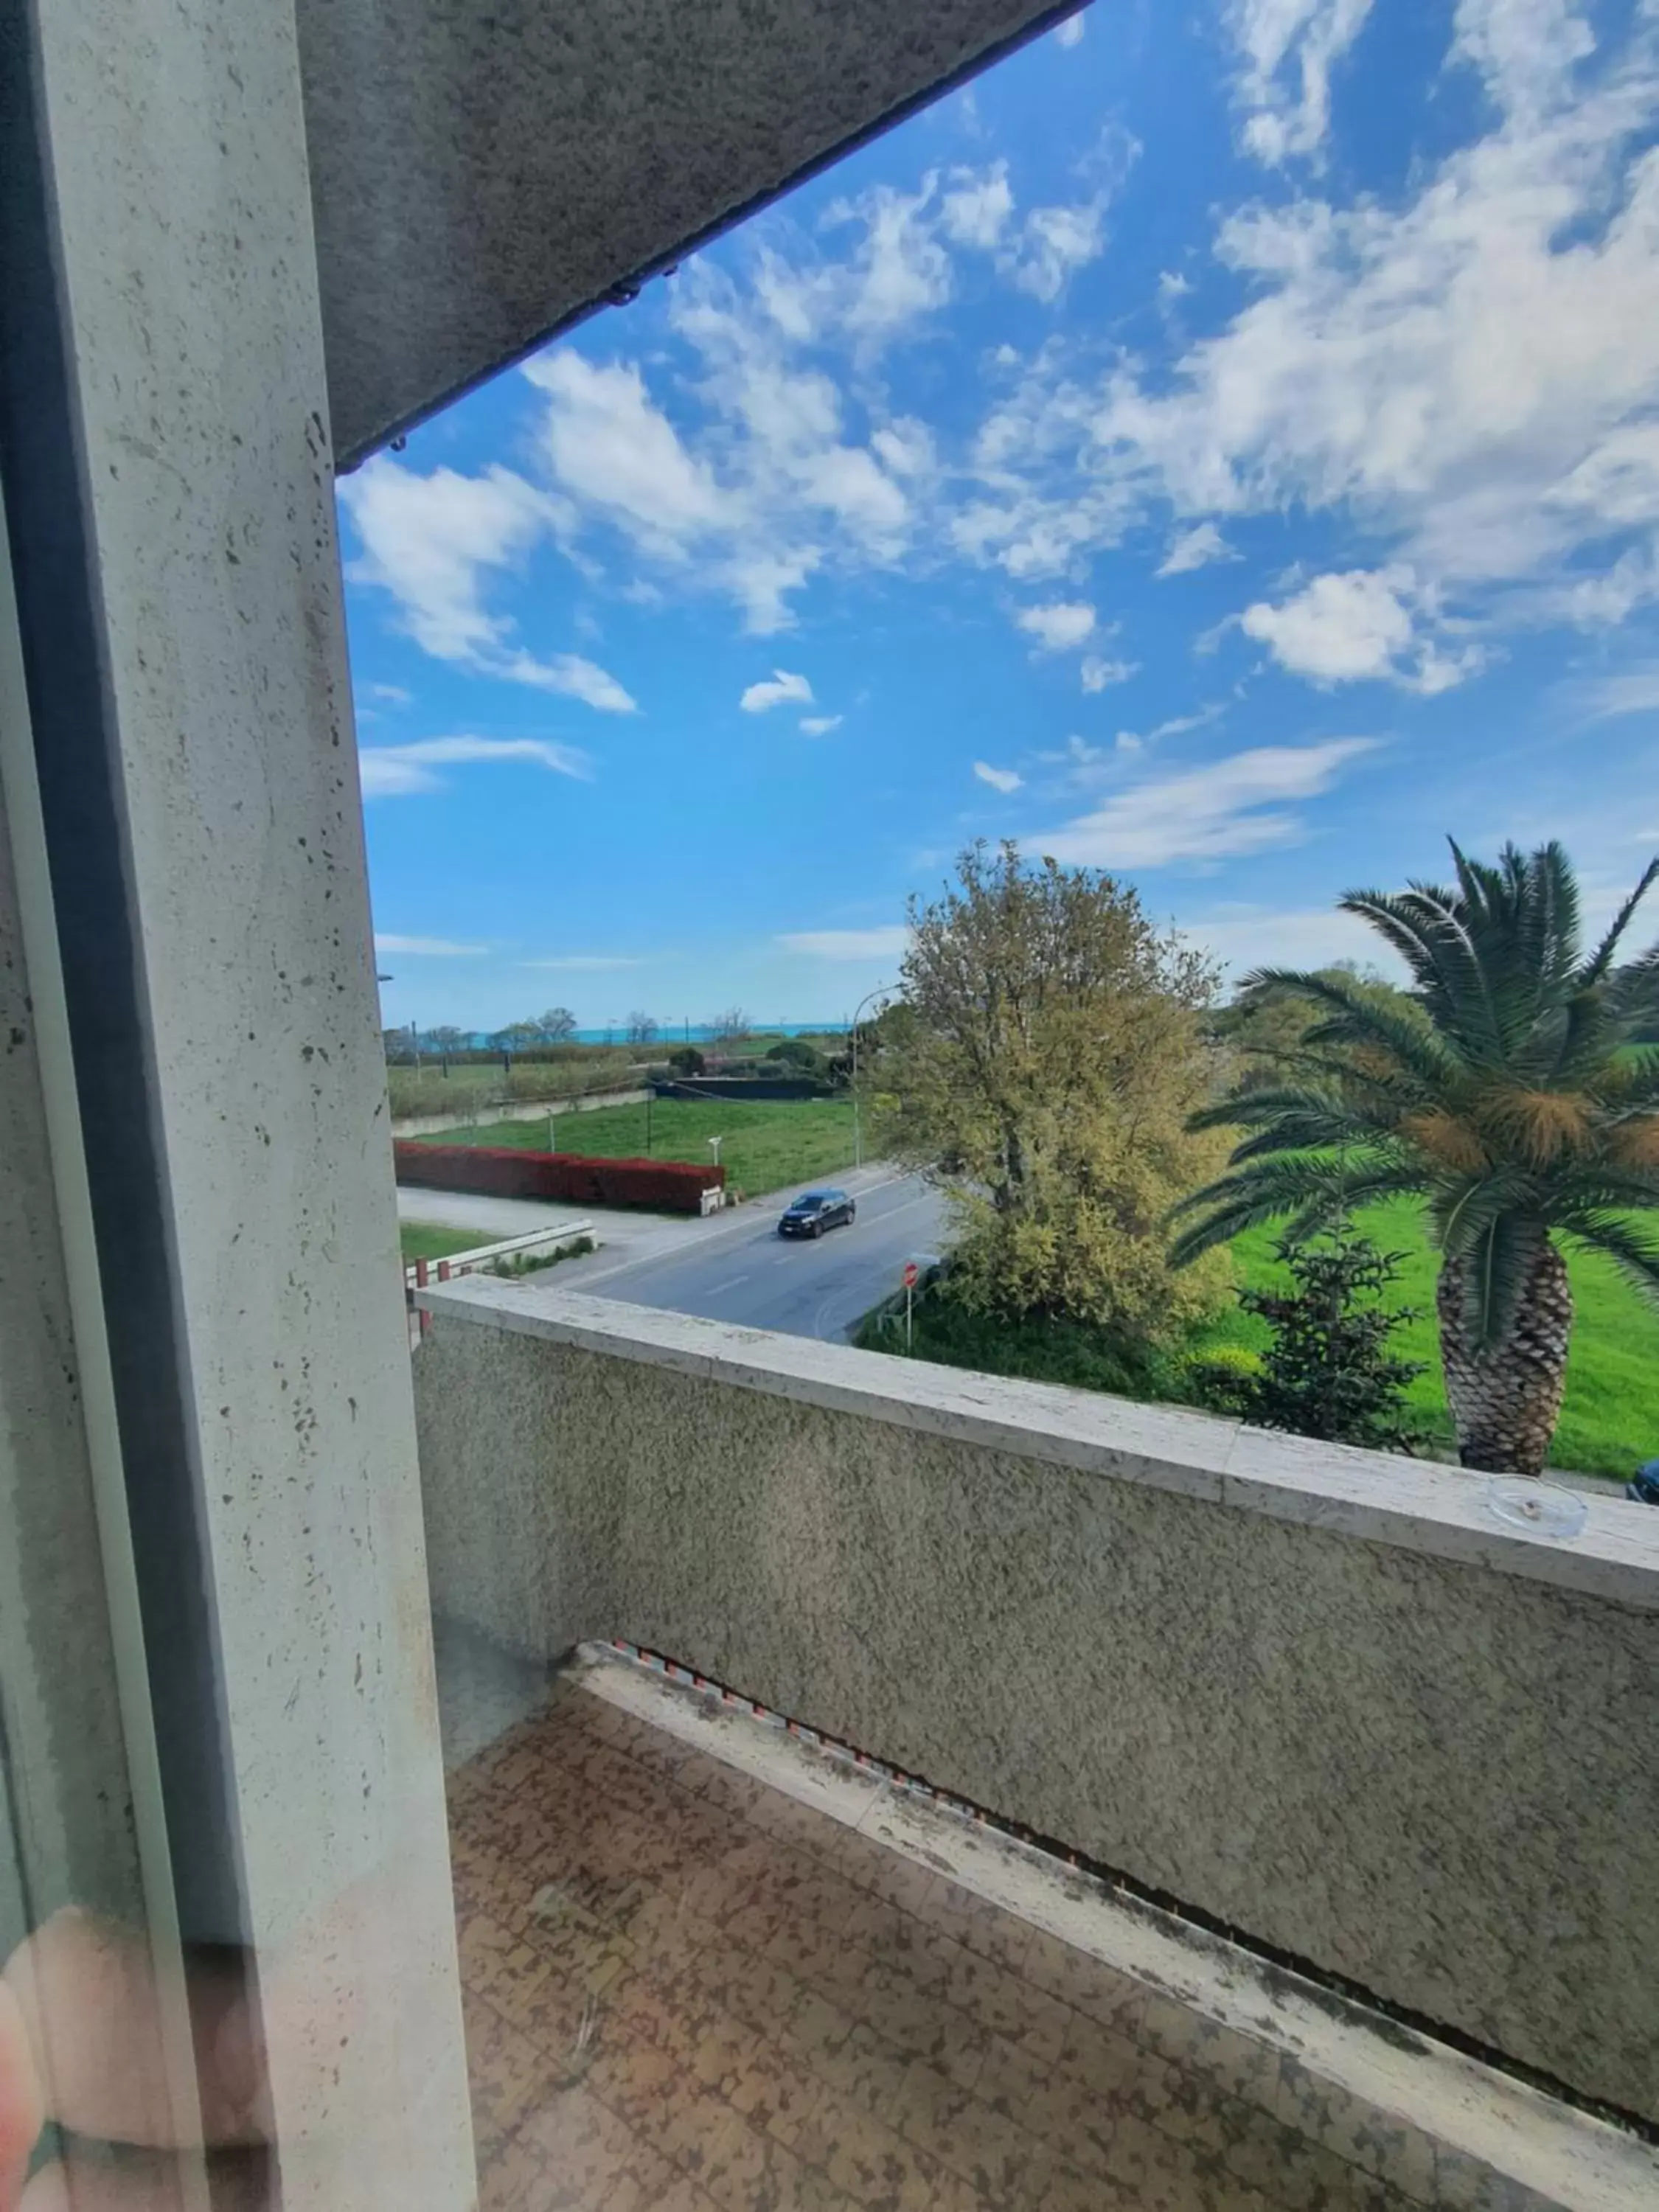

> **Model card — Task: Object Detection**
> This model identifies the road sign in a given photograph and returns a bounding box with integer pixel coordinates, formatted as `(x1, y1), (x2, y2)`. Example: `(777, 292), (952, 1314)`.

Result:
(902, 1260), (919, 1290)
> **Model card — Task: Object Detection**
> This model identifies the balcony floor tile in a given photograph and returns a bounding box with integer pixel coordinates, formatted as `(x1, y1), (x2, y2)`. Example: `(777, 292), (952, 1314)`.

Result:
(446, 1670), (1450, 2212)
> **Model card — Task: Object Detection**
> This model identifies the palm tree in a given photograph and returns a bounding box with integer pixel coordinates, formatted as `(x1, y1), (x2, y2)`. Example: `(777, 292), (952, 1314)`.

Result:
(1170, 841), (1659, 1475)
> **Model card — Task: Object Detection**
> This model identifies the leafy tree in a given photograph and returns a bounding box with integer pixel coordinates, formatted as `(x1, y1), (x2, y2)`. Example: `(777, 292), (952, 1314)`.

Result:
(1207, 964), (1413, 1093)
(712, 1006), (751, 1041)
(876, 841), (1230, 1339)
(494, 1020), (543, 1051)
(426, 1024), (468, 1054)
(765, 1037), (826, 1076)
(1171, 840), (1659, 1475)
(625, 1011), (659, 1046)
(537, 1006), (578, 1043)
(1193, 1226), (1426, 1453)
(667, 1046), (706, 1077)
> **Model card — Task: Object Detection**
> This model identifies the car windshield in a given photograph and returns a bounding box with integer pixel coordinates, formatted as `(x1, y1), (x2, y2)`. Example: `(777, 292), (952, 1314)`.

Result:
(792, 1194), (824, 1209)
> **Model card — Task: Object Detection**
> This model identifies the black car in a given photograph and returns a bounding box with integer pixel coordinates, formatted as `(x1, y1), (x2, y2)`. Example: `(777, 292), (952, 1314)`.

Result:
(779, 1188), (856, 1238)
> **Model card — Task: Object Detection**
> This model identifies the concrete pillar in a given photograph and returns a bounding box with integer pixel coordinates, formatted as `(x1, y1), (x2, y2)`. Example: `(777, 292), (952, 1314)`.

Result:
(0, 1), (473, 2203)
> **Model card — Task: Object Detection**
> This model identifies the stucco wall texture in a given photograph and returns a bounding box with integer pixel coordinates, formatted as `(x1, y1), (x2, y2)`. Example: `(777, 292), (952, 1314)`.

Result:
(414, 1306), (1659, 2124)
(297, 0), (1075, 465)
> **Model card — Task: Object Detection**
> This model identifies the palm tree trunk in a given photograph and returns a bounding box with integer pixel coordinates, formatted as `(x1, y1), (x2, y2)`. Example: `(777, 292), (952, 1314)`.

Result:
(1436, 1241), (1572, 1475)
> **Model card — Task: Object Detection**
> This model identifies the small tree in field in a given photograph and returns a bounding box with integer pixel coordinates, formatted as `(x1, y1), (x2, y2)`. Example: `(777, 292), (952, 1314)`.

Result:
(1194, 1226), (1426, 1453)
(625, 1011), (659, 1046)
(667, 1046), (706, 1077)
(712, 1006), (751, 1043)
(877, 841), (1230, 1340)
(538, 1006), (578, 1043)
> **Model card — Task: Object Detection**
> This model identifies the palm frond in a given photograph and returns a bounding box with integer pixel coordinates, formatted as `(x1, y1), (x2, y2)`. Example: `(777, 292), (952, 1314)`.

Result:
(1391, 876), (1506, 1060)
(1607, 942), (1659, 1032)
(1167, 1156), (1430, 1267)
(1579, 854), (1659, 986)
(1557, 1208), (1659, 1307)
(1427, 1169), (1536, 1262)
(1188, 1082), (1402, 1151)
(1595, 1045), (1659, 1111)
(1237, 965), (1462, 1093)
(1456, 1214), (1544, 1351)
(1335, 887), (1451, 993)
(1548, 986), (1617, 1088)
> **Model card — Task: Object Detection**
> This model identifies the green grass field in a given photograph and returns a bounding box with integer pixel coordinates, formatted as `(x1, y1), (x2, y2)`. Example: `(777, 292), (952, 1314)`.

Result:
(451, 1096), (858, 1200)
(399, 1220), (490, 1264)
(860, 1197), (1659, 1478)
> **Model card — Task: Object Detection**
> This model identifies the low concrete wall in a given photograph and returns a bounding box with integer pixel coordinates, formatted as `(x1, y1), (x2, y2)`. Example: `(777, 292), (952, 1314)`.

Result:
(651, 1077), (829, 1102)
(412, 1283), (1659, 2123)
(392, 1088), (647, 1137)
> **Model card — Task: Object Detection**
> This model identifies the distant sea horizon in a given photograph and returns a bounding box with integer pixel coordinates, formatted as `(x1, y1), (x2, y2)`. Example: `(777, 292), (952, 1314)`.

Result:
(409, 1020), (842, 1050)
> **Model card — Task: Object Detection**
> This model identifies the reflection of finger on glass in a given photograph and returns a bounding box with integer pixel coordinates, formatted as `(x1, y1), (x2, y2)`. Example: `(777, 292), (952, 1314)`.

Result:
(3, 1912), (260, 2154)
(19, 2149), (271, 2211)
(0, 1978), (44, 2210)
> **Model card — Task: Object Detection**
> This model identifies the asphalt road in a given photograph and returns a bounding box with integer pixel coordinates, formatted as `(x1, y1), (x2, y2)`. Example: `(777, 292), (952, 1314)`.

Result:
(582, 1170), (948, 1340)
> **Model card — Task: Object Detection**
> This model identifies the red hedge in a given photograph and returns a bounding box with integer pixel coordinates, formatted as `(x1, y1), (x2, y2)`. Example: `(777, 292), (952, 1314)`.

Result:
(394, 1141), (724, 1214)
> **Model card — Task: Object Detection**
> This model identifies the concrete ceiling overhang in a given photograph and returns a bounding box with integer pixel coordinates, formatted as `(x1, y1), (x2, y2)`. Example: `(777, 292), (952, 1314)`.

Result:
(296, 0), (1076, 470)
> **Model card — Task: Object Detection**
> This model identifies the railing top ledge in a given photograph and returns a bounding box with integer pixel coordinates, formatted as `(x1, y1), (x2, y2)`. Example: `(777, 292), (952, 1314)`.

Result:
(417, 1277), (1659, 1613)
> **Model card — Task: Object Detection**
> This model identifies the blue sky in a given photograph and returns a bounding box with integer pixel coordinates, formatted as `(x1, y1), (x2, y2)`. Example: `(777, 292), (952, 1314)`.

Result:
(341, 0), (1659, 1034)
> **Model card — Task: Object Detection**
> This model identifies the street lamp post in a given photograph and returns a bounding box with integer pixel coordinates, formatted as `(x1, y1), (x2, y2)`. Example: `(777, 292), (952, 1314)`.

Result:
(849, 982), (894, 1172)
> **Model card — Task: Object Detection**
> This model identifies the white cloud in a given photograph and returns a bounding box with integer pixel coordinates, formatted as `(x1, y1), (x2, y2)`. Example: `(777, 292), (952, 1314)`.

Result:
(1241, 567), (1481, 690)
(1055, 11), (1086, 47)
(725, 548), (823, 635)
(521, 956), (641, 971)
(526, 352), (737, 555)
(1034, 738), (1373, 866)
(1081, 653), (1137, 692)
(495, 651), (637, 712)
(973, 761), (1024, 793)
(740, 669), (814, 713)
(1113, 704), (1227, 750)
(800, 714), (844, 736)
(1157, 521), (1237, 576)
(1567, 664), (1659, 721)
(1228, 0), (1375, 164)
(372, 934), (488, 958)
(1002, 198), (1108, 303)
(940, 161), (1014, 250)
(339, 457), (549, 662)
(358, 735), (591, 799)
(778, 927), (911, 959)
(364, 681), (411, 706)
(957, 9), (1659, 682)
(1180, 901), (1405, 976)
(838, 182), (955, 340)
(871, 420), (935, 479)
(525, 201), (962, 631)
(338, 457), (639, 709)
(1018, 600), (1097, 652)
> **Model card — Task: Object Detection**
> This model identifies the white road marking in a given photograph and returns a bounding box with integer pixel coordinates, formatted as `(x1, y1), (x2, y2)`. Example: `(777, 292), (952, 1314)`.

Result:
(705, 1273), (751, 1295)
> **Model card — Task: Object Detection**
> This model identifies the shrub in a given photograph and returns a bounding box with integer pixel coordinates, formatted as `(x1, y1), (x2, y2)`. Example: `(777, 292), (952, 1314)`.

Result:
(394, 1141), (721, 1214)
(488, 1234), (597, 1279)
(1192, 1226), (1426, 1452)
(764, 1037), (827, 1076)
(667, 1046), (706, 1077)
